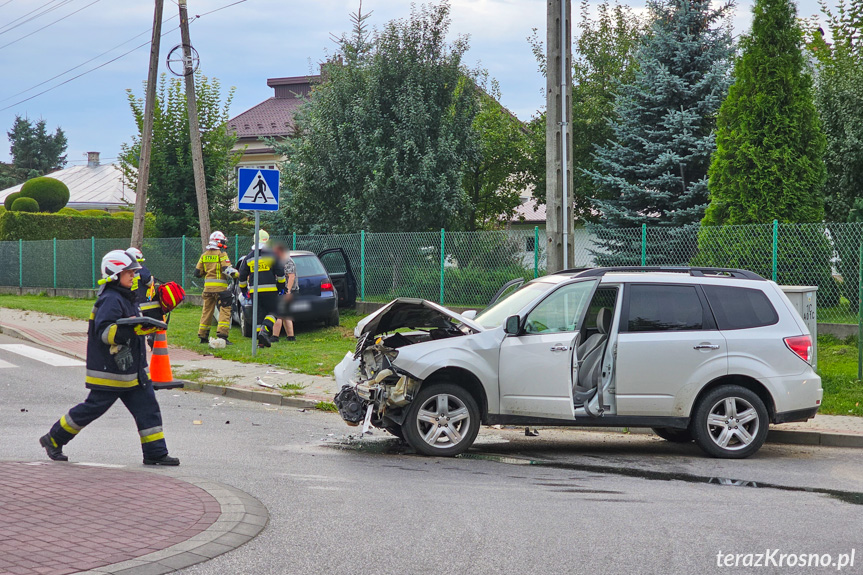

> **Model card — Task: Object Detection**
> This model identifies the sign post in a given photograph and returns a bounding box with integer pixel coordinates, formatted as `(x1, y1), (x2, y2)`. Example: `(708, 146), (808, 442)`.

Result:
(238, 167), (280, 357)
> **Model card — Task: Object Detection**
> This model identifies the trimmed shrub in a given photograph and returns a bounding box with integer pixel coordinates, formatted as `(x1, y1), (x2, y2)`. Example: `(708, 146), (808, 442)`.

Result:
(111, 211), (134, 219)
(79, 209), (110, 217)
(57, 207), (81, 216)
(0, 211), (154, 240)
(11, 197), (40, 213)
(4, 192), (21, 211)
(20, 177), (70, 213)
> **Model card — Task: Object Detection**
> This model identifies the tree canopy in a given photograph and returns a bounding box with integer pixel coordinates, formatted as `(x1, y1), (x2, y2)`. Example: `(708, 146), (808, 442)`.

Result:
(119, 72), (243, 237)
(2, 116), (67, 188)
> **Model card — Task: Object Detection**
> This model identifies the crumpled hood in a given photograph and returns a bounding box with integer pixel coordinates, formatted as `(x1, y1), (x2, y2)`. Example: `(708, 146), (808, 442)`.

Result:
(354, 298), (483, 338)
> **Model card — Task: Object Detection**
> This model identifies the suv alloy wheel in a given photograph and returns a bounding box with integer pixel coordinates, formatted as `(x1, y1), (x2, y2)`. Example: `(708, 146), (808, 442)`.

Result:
(691, 385), (769, 458)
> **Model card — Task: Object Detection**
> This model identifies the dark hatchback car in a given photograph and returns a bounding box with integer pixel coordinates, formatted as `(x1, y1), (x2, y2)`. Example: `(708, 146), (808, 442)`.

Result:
(231, 248), (357, 336)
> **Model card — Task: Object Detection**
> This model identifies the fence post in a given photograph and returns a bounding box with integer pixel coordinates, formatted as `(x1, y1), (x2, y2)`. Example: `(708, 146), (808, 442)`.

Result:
(360, 230), (366, 301)
(641, 224), (647, 266)
(181, 235), (186, 290)
(18, 238), (22, 288)
(292, 232), (297, 250)
(91, 237), (96, 289)
(772, 219), (778, 282)
(858, 242), (862, 381)
(534, 226), (540, 278)
(440, 228), (445, 305)
(234, 234), (239, 263)
(53, 237), (57, 289)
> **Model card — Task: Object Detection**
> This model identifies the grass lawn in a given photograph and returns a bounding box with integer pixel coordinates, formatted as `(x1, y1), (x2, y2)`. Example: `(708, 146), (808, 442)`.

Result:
(0, 294), (359, 377)
(816, 335), (863, 416)
(2, 294), (861, 415)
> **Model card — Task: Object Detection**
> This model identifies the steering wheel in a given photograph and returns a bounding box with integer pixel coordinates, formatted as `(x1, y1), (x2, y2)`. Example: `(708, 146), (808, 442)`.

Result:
(525, 320), (548, 333)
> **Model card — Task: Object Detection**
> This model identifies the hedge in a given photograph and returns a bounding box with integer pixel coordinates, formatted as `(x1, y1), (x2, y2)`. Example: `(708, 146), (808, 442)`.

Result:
(20, 177), (69, 213)
(4, 192), (21, 211)
(0, 211), (157, 241)
(11, 197), (40, 213)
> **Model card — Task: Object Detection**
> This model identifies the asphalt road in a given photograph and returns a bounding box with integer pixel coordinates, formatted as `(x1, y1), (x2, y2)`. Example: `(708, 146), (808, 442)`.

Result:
(2, 332), (861, 575)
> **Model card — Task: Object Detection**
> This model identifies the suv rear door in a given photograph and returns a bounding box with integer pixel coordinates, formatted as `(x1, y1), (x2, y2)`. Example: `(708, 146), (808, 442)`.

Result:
(615, 283), (727, 416)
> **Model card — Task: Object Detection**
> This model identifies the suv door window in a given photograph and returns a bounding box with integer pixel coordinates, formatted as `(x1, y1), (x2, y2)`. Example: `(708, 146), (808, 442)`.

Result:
(626, 284), (705, 332)
(524, 281), (596, 334)
(703, 285), (778, 330)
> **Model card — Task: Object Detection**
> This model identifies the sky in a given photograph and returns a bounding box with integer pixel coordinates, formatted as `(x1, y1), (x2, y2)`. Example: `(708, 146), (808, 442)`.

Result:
(0, 0), (834, 165)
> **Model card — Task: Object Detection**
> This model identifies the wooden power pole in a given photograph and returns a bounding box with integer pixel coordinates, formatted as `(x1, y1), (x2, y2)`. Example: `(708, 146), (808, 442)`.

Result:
(546, 0), (574, 273)
(131, 0), (165, 249)
(178, 0), (211, 249)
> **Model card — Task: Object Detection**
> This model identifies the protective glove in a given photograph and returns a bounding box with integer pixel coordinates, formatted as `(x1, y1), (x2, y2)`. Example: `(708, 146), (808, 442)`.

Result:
(112, 344), (134, 371)
(134, 325), (160, 336)
(241, 288), (249, 299)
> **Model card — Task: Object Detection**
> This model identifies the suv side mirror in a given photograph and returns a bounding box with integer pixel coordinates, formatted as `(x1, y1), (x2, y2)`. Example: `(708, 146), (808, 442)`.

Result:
(504, 315), (521, 335)
(461, 309), (477, 320)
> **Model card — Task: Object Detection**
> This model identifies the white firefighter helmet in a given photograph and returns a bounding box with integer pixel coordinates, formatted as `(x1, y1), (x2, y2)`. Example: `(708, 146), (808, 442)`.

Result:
(127, 247), (145, 262)
(251, 229), (270, 250)
(100, 250), (141, 284)
(209, 231), (228, 249)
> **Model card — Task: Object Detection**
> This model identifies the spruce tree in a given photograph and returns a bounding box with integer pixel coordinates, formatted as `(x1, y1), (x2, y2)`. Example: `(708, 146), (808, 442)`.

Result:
(587, 0), (734, 265)
(703, 0), (825, 225)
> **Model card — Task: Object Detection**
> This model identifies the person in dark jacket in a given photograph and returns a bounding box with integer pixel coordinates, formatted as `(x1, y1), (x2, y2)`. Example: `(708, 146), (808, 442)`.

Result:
(39, 249), (179, 466)
(237, 230), (285, 348)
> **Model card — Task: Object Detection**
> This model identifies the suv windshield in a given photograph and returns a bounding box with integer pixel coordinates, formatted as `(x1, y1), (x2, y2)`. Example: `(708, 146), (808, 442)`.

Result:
(474, 281), (558, 329)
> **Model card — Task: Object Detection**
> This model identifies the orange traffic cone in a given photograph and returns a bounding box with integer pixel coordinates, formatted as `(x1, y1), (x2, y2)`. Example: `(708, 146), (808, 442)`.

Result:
(150, 330), (186, 390)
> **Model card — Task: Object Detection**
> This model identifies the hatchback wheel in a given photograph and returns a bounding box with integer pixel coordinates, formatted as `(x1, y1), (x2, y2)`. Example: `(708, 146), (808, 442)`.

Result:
(692, 385), (768, 459)
(402, 383), (480, 457)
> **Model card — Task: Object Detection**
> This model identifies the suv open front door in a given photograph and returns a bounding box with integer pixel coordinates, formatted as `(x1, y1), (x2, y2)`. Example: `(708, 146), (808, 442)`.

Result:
(317, 248), (357, 308)
(497, 279), (599, 419)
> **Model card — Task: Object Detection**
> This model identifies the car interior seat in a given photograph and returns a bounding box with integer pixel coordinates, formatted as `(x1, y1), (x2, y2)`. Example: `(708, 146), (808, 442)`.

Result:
(573, 307), (612, 404)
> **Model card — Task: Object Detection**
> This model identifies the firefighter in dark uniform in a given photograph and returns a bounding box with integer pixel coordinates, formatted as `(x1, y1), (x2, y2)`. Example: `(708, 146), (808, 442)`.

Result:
(127, 247), (161, 347)
(237, 230), (285, 348)
(39, 249), (180, 466)
(194, 231), (238, 344)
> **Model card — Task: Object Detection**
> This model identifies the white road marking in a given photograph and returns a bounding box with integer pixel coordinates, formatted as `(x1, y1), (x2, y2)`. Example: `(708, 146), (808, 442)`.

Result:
(0, 358), (17, 369)
(0, 344), (84, 367)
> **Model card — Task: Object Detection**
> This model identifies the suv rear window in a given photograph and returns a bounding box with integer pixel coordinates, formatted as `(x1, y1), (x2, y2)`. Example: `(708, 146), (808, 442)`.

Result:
(627, 284), (704, 332)
(703, 285), (778, 330)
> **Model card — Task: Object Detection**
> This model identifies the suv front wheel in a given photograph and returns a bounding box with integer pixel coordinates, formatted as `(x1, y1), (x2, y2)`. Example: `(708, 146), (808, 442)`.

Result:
(692, 385), (769, 459)
(402, 383), (480, 457)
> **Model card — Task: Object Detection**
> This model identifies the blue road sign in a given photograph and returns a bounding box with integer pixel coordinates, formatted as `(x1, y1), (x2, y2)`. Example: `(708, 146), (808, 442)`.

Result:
(238, 168), (280, 211)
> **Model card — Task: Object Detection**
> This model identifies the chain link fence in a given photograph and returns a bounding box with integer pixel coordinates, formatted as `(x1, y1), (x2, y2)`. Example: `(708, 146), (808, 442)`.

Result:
(1, 222), (860, 323)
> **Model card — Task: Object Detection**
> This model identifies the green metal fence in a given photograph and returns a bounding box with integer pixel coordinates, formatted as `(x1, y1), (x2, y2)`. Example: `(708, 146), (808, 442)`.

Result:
(2, 222), (861, 323)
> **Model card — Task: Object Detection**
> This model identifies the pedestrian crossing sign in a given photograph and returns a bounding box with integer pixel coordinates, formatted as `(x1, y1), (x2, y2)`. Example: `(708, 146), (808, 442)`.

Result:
(238, 168), (280, 211)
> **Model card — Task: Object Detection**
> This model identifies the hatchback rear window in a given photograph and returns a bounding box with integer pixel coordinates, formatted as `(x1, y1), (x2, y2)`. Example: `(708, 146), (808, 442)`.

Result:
(627, 284), (704, 332)
(293, 255), (327, 277)
(703, 285), (778, 330)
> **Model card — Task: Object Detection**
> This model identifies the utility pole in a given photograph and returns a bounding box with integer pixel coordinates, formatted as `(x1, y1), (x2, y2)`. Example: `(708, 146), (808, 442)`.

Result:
(131, 0), (165, 249)
(178, 0), (211, 249)
(546, 0), (574, 273)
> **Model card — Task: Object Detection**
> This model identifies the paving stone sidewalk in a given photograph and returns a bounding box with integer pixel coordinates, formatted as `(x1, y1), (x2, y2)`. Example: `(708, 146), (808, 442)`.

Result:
(0, 307), (338, 406)
(0, 461), (267, 575)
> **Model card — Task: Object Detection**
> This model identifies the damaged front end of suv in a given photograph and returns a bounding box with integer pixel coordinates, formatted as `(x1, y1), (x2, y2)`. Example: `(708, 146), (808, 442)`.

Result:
(333, 298), (484, 440)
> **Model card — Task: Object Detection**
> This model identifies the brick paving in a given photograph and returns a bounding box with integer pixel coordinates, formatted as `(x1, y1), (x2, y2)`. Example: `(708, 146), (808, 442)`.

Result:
(0, 461), (220, 575)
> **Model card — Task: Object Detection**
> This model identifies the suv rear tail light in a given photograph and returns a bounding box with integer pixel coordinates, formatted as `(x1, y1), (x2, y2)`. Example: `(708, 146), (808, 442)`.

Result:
(784, 335), (812, 364)
(321, 282), (333, 291)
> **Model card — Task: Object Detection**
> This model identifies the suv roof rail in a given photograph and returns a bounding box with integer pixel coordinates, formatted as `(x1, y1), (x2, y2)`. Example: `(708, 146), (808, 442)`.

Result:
(559, 266), (767, 281)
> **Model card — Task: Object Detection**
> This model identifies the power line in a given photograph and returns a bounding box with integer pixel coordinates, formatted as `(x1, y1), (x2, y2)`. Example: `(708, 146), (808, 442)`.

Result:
(0, 14), (178, 103)
(0, 0), (249, 112)
(0, 0), (18, 9)
(0, 0), (101, 51)
(0, 0), (74, 36)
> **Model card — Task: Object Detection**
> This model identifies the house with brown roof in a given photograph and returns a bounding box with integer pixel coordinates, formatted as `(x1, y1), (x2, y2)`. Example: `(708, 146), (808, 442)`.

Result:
(228, 74), (320, 169)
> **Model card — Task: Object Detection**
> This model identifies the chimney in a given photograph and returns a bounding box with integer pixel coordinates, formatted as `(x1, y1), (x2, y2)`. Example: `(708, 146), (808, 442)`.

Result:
(87, 152), (100, 167)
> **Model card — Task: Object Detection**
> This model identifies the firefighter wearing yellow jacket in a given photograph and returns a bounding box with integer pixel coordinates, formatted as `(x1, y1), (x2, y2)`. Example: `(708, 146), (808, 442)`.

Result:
(194, 231), (238, 344)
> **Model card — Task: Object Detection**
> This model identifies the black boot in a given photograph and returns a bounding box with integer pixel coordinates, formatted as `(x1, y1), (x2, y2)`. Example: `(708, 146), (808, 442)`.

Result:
(218, 335), (233, 346)
(199, 336), (208, 344)
(39, 434), (68, 462)
(143, 454), (180, 466)
(286, 336), (296, 342)
(257, 331), (271, 348)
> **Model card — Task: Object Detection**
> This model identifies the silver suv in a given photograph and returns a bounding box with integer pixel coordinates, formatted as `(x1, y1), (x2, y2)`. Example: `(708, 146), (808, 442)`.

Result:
(333, 267), (821, 459)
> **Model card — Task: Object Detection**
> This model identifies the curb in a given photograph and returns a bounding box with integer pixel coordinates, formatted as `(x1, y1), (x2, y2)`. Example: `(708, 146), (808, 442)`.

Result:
(75, 475), (268, 575)
(0, 320), (327, 410)
(2, 319), (860, 447)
